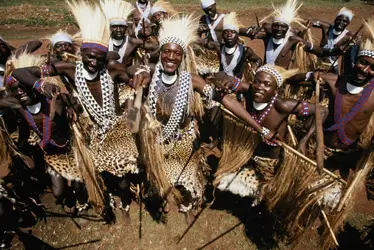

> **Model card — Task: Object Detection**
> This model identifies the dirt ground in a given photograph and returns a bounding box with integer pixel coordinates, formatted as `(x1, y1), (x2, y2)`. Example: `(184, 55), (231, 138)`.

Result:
(2, 3), (374, 250)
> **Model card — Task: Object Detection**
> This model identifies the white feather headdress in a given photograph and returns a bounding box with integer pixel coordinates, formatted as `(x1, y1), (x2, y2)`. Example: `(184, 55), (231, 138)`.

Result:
(66, 0), (110, 52)
(158, 15), (199, 53)
(5, 51), (46, 86)
(336, 7), (354, 22)
(266, 0), (304, 28)
(223, 12), (242, 32)
(150, 0), (177, 17)
(358, 18), (374, 59)
(100, 0), (134, 26)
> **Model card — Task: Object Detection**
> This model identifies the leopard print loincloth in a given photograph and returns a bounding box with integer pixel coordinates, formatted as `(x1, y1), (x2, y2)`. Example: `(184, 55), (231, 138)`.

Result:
(217, 156), (279, 199)
(45, 151), (82, 181)
(163, 131), (208, 204)
(93, 116), (139, 177)
(119, 84), (136, 105)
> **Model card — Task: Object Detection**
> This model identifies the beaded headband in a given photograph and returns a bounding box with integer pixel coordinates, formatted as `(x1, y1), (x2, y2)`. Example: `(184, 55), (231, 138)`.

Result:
(159, 37), (187, 52)
(256, 65), (283, 87)
(81, 42), (108, 53)
(357, 49), (374, 59)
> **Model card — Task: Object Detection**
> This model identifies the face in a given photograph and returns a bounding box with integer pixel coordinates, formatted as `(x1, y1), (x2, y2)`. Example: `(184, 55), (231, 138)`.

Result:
(53, 41), (75, 57)
(334, 15), (350, 32)
(133, 10), (142, 26)
(7, 81), (35, 106)
(137, 21), (152, 38)
(251, 71), (277, 103)
(223, 29), (239, 48)
(110, 24), (127, 40)
(152, 11), (167, 24)
(81, 48), (107, 74)
(160, 43), (184, 75)
(352, 56), (374, 84)
(203, 4), (217, 19)
(271, 22), (289, 39)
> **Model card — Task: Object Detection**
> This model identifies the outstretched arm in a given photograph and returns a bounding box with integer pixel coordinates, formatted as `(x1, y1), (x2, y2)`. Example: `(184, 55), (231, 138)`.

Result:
(13, 40), (42, 57)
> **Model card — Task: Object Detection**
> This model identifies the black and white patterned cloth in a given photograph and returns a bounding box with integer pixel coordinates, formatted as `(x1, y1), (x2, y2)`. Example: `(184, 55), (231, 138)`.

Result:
(75, 62), (116, 141)
(147, 63), (192, 142)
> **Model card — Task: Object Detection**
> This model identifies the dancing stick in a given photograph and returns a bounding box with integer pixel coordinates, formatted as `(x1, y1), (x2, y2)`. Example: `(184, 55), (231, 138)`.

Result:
(128, 86), (143, 133)
(320, 205), (340, 247)
(315, 79), (325, 174)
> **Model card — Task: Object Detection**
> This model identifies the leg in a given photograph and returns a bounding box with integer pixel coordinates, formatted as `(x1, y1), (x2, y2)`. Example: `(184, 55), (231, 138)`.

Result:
(176, 185), (195, 225)
(71, 181), (88, 212)
(50, 174), (67, 204)
(117, 177), (132, 223)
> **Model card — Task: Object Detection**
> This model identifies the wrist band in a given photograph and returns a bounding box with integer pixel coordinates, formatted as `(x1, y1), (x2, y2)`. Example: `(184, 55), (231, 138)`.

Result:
(232, 77), (240, 92)
(261, 127), (270, 138)
(128, 79), (135, 88)
(298, 101), (310, 117)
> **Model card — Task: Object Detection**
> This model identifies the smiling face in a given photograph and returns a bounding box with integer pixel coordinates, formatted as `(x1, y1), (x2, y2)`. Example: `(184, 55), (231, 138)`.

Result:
(352, 56), (374, 84)
(81, 48), (107, 74)
(334, 15), (350, 32)
(271, 22), (289, 39)
(251, 71), (277, 103)
(160, 43), (184, 75)
(7, 80), (36, 106)
(53, 41), (75, 57)
(110, 24), (127, 40)
(203, 4), (217, 19)
(222, 29), (239, 48)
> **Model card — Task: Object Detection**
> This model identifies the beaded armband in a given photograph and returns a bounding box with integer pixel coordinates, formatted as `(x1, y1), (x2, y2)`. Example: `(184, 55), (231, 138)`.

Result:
(134, 65), (151, 76)
(33, 79), (45, 93)
(40, 64), (53, 78)
(232, 77), (241, 92)
(298, 101), (310, 117)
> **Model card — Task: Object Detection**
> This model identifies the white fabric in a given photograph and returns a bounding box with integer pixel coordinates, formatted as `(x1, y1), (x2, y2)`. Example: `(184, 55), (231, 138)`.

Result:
(347, 82), (364, 94)
(337, 10), (353, 21)
(110, 19), (127, 26)
(151, 6), (166, 16)
(205, 13), (225, 42)
(201, 0), (215, 9)
(253, 102), (269, 111)
(221, 45), (241, 76)
(109, 36), (128, 63)
(223, 24), (239, 32)
(0, 64), (5, 73)
(323, 27), (349, 66)
(161, 73), (178, 85)
(224, 46), (236, 55)
(265, 33), (290, 65)
(51, 34), (73, 47)
(26, 102), (41, 114)
(82, 68), (98, 80)
(273, 17), (290, 26)
(272, 37), (284, 45)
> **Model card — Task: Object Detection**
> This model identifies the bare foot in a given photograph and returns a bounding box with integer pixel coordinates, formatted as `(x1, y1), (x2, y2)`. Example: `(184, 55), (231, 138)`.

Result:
(121, 210), (131, 224)
(162, 202), (170, 214)
(184, 211), (195, 226)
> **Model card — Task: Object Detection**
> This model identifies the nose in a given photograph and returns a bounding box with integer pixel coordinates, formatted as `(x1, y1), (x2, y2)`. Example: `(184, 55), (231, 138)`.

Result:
(363, 65), (370, 73)
(90, 59), (97, 66)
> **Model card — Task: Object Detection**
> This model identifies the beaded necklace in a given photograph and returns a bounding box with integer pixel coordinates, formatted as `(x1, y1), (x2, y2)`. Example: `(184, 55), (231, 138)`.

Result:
(251, 93), (278, 146)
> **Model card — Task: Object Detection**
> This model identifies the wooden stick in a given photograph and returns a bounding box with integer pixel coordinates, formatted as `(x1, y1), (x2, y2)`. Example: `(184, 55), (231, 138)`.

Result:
(287, 125), (298, 147)
(320, 205), (340, 247)
(315, 79), (325, 174)
(128, 86), (143, 133)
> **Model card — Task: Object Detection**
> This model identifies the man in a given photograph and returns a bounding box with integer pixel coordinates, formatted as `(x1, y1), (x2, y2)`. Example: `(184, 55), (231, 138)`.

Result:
(101, 0), (158, 67)
(213, 65), (326, 205)
(131, 0), (152, 39)
(202, 12), (262, 148)
(244, 0), (318, 69)
(12, 0), (139, 222)
(5, 52), (88, 213)
(150, 0), (176, 36)
(47, 30), (78, 64)
(129, 15), (275, 225)
(198, 0), (226, 43)
(311, 7), (355, 73)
